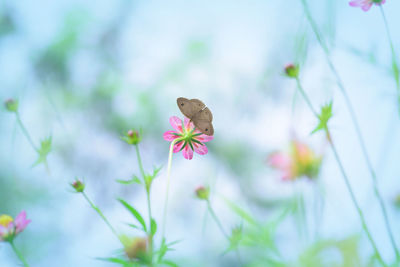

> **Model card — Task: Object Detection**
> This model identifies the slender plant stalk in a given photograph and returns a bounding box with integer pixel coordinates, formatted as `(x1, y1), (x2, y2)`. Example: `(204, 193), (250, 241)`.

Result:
(134, 144), (154, 266)
(300, 0), (399, 261)
(294, 77), (386, 266)
(206, 199), (243, 265)
(206, 200), (229, 239)
(135, 145), (146, 179)
(10, 240), (29, 267)
(81, 192), (121, 242)
(15, 112), (38, 152)
(135, 145), (152, 226)
(161, 138), (180, 241)
(379, 5), (400, 114)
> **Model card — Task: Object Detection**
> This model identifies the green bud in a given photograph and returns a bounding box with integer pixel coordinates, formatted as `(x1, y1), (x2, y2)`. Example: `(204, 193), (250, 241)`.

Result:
(122, 130), (141, 145)
(122, 236), (148, 260)
(284, 63), (299, 78)
(4, 98), (18, 112)
(71, 179), (85, 193)
(195, 186), (210, 200)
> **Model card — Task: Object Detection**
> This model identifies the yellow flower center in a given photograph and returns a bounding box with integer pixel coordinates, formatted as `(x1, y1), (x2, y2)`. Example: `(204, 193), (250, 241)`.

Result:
(0, 215), (13, 227)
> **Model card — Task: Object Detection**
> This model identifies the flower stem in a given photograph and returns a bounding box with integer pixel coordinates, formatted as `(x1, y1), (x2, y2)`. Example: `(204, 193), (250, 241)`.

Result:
(379, 5), (400, 116)
(15, 111), (38, 153)
(206, 199), (243, 265)
(10, 240), (29, 267)
(135, 145), (152, 226)
(300, 0), (399, 261)
(328, 133), (386, 266)
(295, 77), (386, 266)
(161, 138), (179, 241)
(206, 200), (229, 239)
(134, 144), (154, 265)
(82, 192), (121, 242)
(135, 145), (146, 179)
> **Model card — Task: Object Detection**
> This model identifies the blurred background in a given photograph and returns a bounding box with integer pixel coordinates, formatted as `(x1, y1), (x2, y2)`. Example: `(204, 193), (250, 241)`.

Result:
(1, 0), (400, 266)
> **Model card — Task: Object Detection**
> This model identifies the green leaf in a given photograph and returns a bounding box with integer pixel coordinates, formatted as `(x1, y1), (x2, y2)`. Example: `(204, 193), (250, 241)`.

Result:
(312, 101), (333, 134)
(97, 257), (129, 265)
(151, 218), (157, 236)
(32, 136), (52, 167)
(161, 260), (179, 267)
(118, 199), (147, 232)
(116, 175), (142, 185)
(125, 223), (145, 231)
(152, 165), (163, 178)
(224, 198), (257, 226)
(157, 238), (181, 262)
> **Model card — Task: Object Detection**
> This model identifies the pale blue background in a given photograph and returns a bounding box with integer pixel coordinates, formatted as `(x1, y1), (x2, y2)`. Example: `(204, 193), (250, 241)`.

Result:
(1, 0), (400, 266)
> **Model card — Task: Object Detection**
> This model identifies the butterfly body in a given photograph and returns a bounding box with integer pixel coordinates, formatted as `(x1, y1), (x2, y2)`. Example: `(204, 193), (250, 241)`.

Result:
(177, 97), (214, 136)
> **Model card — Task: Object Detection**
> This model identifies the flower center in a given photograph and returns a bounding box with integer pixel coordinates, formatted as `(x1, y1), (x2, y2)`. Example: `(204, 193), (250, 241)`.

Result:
(0, 215), (13, 227)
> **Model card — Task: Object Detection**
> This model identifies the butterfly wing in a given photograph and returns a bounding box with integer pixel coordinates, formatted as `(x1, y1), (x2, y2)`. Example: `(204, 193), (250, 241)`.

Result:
(192, 107), (213, 122)
(193, 119), (214, 136)
(177, 97), (204, 118)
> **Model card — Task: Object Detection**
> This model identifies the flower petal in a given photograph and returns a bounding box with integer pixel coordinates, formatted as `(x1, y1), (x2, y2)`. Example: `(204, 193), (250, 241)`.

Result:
(15, 211), (30, 234)
(361, 3), (372, 11)
(349, 0), (363, 7)
(193, 142), (208, 155)
(182, 145), (194, 160)
(169, 116), (184, 133)
(184, 117), (195, 131)
(173, 140), (185, 153)
(268, 153), (292, 170)
(195, 134), (214, 143)
(163, 131), (181, 141)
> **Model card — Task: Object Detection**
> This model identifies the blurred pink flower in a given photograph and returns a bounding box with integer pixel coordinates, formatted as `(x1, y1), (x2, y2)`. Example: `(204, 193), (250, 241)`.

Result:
(163, 116), (213, 160)
(267, 141), (322, 181)
(349, 0), (386, 12)
(0, 211), (31, 242)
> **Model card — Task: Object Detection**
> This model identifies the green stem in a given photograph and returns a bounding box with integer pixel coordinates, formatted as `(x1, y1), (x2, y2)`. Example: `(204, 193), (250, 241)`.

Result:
(135, 144), (154, 266)
(161, 138), (179, 241)
(379, 6), (400, 116)
(295, 77), (386, 266)
(327, 132), (386, 266)
(207, 200), (229, 239)
(206, 199), (243, 265)
(15, 112), (38, 152)
(135, 145), (146, 179)
(300, 0), (399, 262)
(10, 240), (29, 267)
(82, 192), (121, 242)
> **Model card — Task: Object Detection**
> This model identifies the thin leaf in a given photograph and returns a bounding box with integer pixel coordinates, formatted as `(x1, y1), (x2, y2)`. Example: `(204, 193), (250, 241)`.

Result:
(224, 198), (257, 226)
(32, 136), (52, 167)
(97, 257), (129, 265)
(151, 218), (157, 236)
(116, 175), (142, 185)
(118, 199), (147, 232)
(161, 260), (179, 267)
(125, 223), (145, 231)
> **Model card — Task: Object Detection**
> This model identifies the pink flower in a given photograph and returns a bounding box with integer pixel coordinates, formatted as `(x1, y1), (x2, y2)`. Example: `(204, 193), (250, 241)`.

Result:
(349, 0), (386, 12)
(163, 116), (213, 160)
(0, 211), (31, 242)
(267, 140), (322, 181)
(14, 211), (31, 234)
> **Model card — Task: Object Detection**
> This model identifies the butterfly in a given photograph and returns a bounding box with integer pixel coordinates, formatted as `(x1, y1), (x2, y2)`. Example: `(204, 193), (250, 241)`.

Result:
(177, 97), (214, 136)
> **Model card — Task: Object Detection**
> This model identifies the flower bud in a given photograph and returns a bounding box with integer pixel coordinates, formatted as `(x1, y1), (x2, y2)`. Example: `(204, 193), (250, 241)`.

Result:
(284, 63), (299, 78)
(122, 130), (141, 145)
(71, 179), (85, 193)
(195, 186), (210, 200)
(124, 237), (148, 260)
(4, 98), (18, 112)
